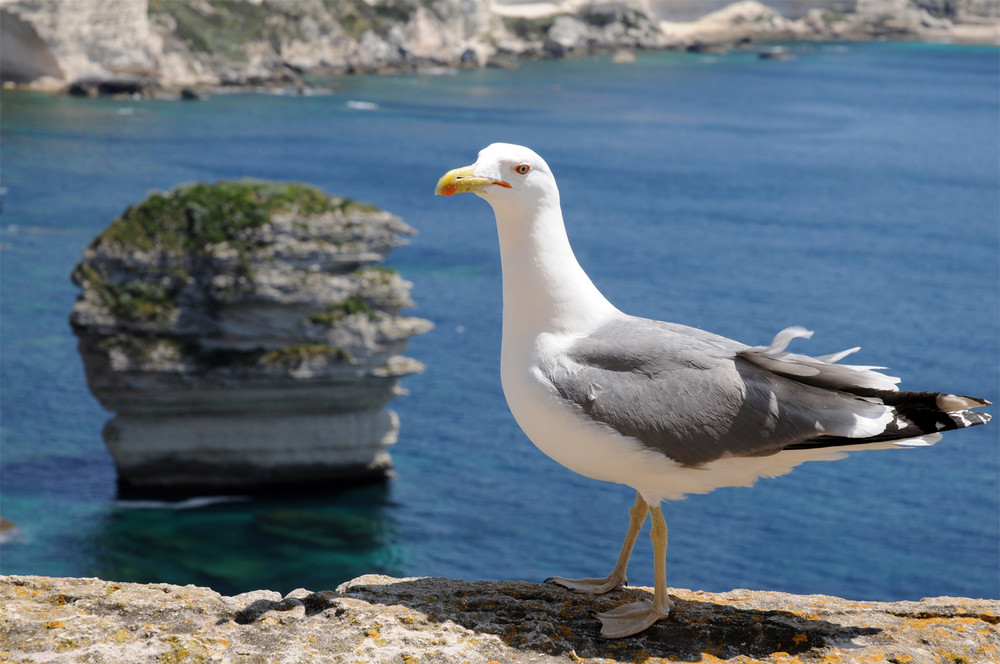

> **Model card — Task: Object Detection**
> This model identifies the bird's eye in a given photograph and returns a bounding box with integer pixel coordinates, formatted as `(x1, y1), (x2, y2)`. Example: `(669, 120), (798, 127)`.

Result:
(514, 164), (531, 175)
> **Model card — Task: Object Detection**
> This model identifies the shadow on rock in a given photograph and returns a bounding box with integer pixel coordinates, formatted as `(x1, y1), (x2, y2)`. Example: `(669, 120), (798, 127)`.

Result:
(324, 576), (879, 661)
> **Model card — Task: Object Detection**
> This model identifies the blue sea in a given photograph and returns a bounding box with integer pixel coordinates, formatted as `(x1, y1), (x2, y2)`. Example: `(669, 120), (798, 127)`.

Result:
(1, 42), (998, 602)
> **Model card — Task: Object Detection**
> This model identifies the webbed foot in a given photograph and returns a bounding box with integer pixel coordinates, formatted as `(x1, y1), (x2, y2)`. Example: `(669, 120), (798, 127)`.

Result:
(595, 597), (673, 638)
(545, 575), (626, 595)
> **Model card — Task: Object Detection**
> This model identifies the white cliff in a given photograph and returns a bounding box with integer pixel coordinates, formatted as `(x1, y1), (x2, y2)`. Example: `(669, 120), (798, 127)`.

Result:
(2, 0), (996, 94)
(0, 0), (156, 90)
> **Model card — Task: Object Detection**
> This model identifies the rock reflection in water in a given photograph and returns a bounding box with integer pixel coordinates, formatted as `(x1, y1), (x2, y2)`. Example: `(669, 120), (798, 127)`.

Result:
(91, 485), (403, 595)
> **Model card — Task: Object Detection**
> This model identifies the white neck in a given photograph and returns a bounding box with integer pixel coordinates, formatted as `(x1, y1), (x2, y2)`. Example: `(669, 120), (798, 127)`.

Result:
(490, 193), (619, 343)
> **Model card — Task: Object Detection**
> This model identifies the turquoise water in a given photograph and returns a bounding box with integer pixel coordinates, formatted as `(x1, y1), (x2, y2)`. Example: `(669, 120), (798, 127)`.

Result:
(1, 42), (998, 600)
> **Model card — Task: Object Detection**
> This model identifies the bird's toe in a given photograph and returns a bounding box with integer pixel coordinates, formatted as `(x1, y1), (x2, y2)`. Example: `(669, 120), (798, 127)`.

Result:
(545, 575), (625, 595)
(595, 599), (672, 638)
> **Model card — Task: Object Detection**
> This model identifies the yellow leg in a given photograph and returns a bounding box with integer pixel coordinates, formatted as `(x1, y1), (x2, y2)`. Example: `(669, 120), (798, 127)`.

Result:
(648, 505), (672, 616)
(594, 503), (674, 638)
(547, 492), (648, 594)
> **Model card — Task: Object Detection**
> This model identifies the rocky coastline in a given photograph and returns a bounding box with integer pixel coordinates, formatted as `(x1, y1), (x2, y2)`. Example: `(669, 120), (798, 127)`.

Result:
(0, 0), (997, 97)
(69, 180), (431, 494)
(2, 574), (997, 662)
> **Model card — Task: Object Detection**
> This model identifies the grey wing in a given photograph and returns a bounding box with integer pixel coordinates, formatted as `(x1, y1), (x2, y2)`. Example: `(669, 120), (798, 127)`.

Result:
(543, 317), (888, 467)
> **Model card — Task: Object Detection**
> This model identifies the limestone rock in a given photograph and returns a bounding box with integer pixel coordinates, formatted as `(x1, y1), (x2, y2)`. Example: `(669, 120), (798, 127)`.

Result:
(497, 0), (672, 58)
(541, 2), (669, 54)
(2, 0), (998, 93)
(69, 180), (431, 494)
(545, 15), (593, 55)
(658, 1), (803, 47)
(145, 0), (502, 81)
(654, 0), (1000, 50)
(0, 0), (156, 88)
(1, 574), (997, 662)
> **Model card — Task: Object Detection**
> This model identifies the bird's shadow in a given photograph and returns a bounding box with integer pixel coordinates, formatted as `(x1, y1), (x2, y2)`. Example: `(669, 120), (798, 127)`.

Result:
(321, 577), (880, 661)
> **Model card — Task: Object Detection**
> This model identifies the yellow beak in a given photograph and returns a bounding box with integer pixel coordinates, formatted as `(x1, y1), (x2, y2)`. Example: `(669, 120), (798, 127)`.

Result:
(435, 164), (510, 196)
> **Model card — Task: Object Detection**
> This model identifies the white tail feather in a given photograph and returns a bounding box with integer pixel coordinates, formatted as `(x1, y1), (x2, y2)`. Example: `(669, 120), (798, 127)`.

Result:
(741, 326), (901, 392)
(891, 433), (942, 447)
(937, 393), (992, 411)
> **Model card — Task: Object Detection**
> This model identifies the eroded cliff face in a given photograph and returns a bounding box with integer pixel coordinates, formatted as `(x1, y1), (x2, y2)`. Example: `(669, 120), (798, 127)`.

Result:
(0, 0), (501, 90)
(0, 0), (157, 87)
(1, 574), (997, 662)
(2, 0), (996, 94)
(69, 181), (431, 494)
(145, 0), (502, 86)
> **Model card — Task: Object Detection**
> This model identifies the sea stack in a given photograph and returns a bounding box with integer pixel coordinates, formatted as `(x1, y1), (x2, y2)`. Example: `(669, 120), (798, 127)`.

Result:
(69, 180), (432, 495)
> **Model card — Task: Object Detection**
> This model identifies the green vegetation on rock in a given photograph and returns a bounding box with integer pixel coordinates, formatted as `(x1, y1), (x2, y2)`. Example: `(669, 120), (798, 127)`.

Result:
(338, 0), (423, 38)
(77, 180), (376, 321)
(502, 15), (557, 40)
(149, 0), (273, 62)
(260, 343), (353, 367)
(70, 178), (415, 383)
(353, 265), (398, 281)
(100, 280), (178, 323)
(94, 336), (354, 374)
(74, 264), (182, 324)
(80, 180), (382, 310)
(149, 0), (443, 55)
(307, 295), (376, 326)
(93, 180), (362, 255)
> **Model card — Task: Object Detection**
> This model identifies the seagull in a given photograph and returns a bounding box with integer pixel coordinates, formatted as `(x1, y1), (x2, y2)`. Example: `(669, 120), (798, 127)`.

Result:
(434, 143), (992, 638)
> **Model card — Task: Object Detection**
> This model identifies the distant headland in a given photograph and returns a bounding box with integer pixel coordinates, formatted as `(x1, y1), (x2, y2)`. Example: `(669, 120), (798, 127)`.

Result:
(1, 0), (997, 97)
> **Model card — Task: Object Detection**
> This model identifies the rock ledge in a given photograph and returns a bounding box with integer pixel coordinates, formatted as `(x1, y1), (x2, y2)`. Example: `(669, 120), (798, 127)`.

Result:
(1, 574), (996, 663)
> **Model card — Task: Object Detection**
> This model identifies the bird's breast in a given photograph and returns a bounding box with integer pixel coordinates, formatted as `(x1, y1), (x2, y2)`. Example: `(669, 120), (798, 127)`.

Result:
(499, 331), (669, 488)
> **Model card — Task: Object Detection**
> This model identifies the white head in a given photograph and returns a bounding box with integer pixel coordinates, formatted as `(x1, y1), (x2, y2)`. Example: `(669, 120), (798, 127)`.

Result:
(435, 143), (619, 333)
(435, 143), (560, 222)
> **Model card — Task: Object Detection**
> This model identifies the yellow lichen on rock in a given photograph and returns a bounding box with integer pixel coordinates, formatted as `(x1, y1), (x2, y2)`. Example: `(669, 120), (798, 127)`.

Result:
(2, 575), (999, 663)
